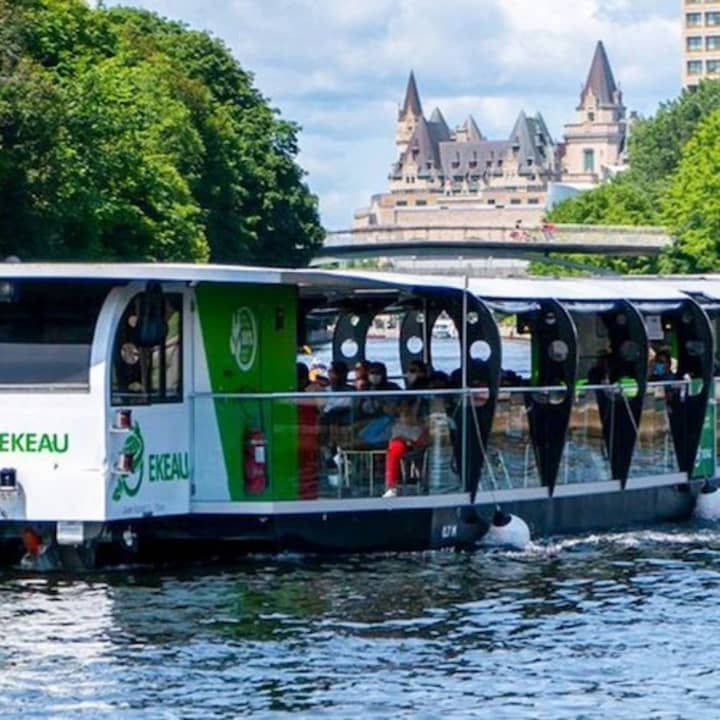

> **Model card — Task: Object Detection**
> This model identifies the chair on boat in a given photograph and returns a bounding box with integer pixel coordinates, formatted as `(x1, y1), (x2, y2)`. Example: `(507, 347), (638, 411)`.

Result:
(400, 446), (429, 494)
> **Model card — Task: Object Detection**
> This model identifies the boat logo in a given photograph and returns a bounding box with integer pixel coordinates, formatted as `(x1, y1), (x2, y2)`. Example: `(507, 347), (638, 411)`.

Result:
(113, 422), (145, 501)
(230, 306), (257, 372)
(112, 422), (191, 502)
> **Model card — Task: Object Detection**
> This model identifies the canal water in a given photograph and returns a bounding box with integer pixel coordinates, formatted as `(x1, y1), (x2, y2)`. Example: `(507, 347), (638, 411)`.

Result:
(2, 526), (720, 718)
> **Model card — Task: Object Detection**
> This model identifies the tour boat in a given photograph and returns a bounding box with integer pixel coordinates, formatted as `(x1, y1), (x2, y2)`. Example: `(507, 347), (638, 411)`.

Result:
(0, 264), (717, 569)
(431, 313), (458, 339)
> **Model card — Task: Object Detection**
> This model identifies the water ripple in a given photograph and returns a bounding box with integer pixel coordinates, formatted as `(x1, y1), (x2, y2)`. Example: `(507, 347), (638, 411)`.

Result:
(3, 524), (720, 717)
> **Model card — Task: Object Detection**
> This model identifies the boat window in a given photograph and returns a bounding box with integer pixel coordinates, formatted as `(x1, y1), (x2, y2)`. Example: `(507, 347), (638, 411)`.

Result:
(470, 339), (491, 362)
(112, 293), (183, 405)
(0, 279), (111, 389)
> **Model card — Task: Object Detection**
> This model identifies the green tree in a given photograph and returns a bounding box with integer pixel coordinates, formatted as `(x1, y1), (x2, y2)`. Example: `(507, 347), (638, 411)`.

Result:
(546, 79), (720, 274)
(660, 108), (720, 273)
(0, 0), (323, 265)
(629, 80), (720, 191)
(548, 171), (658, 226)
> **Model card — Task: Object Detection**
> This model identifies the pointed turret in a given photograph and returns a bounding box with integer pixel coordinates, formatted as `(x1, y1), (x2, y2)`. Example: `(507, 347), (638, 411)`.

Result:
(563, 41), (628, 183)
(454, 115), (484, 143)
(396, 71), (425, 156)
(428, 107), (451, 144)
(400, 70), (423, 118)
(464, 115), (484, 143)
(580, 41), (620, 107)
(429, 107), (448, 129)
(405, 115), (441, 171)
(509, 111), (554, 175)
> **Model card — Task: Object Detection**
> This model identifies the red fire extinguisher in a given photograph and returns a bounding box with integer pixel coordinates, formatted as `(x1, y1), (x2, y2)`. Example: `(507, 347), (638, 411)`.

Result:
(244, 428), (268, 494)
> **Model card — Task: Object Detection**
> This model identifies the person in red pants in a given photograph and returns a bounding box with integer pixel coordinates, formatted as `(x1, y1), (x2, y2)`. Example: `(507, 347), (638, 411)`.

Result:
(383, 361), (429, 497)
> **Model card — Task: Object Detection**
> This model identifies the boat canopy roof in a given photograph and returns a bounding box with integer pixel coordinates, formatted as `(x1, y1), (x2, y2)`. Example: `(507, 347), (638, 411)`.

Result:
(657, 276), (720, 301)
(0, 263), (705, 303)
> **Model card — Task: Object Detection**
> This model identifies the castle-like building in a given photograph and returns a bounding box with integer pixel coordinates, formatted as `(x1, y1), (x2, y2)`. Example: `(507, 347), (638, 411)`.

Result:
(354, 41), (630, 230)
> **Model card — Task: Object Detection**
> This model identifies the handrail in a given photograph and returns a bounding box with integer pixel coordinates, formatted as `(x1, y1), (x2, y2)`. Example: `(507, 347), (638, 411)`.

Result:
(190, 378), (691, 402)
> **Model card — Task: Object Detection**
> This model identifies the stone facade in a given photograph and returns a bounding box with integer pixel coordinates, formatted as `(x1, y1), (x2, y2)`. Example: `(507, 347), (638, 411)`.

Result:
(682, 0), (720, 87)
(354, 42), (629, 230)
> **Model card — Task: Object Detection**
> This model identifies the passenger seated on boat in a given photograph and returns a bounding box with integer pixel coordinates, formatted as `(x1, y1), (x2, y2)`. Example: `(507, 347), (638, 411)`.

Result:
(649, 349), (674, 381)
(322, 361), (354, 419)
(428, 370), (450, 413)
(307, 361), (329, 390)
(318, 361), (355, 466)
(500, 368), (525, 387)
(383, 404), (428, 497)
(357, 362), (400, 417)
(587, 351), (611, 385)
(354, 360), (370, 388)
(405, 360), (429, 390)
(351, 361), (401, 450)
(297, 362), (310, 391)
(383, 362), (430, 497)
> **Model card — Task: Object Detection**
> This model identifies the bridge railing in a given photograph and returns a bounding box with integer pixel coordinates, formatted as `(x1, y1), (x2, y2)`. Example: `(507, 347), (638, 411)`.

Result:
(324, 224), (672, 249)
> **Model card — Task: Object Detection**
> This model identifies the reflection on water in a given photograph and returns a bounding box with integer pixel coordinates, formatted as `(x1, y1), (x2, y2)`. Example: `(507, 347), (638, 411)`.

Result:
(4, 525), (720, 718)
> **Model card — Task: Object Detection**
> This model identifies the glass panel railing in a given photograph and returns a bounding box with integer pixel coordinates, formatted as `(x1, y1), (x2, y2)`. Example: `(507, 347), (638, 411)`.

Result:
(630, 381), (681, 478)
(194, 389), (465, 501)
(479, 388), (540, 491)
(715, 378), (720, 473)
(192, 379), (693, 502)
(559, 384), (611, 485)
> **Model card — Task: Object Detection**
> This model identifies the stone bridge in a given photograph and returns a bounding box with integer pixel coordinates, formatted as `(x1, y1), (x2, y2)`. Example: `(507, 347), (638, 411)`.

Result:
(313, 223), (672, 264)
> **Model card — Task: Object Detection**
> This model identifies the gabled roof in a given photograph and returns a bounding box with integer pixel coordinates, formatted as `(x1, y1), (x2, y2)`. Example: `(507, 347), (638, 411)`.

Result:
(428, 107), (451, 144)
(429, 107), (447, 126)
(508, 111), (554, 174)
(400, 70), (423, 117)
(581, 41), (619, 106)
(404, 115), (441, 173)
(463, 115), (484, 143)
(533, 112), (553, 144)
(439, 140), (509, 178)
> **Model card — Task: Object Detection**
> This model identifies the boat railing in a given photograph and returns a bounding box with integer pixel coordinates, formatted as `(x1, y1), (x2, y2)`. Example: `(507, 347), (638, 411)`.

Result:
(481, 378), (694, 492)
(189, 378), (702, 501)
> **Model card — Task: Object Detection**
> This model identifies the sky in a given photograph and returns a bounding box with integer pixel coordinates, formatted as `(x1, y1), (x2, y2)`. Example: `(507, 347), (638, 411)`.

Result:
(112, 0), (681, 230)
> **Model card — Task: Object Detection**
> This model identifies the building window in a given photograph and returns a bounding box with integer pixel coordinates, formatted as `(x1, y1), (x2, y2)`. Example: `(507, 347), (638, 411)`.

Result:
(707, 35), (720, 50)
(687, 12), (702, 26)
(708, 59), (720, 74)
(396, 200), (408, 206)
(583, 149), (595, 173)
(707, 11), (720, 26)
(510, 198), (522, 205)
(487, 199), (496, 205)
(688, 60), (703, 75)
(528, 198), (540, 205)
(415, 199), (427, 206)
(687, 36), (703, 51)
(588, 111), (595, 121)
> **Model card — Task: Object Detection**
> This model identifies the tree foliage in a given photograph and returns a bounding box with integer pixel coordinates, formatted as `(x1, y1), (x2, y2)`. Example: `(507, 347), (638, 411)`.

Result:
(0, 0), (323, 264)
(546, 80), (720, 274)
(547, 171), (659, 226)
(660, 108), (720, 273)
